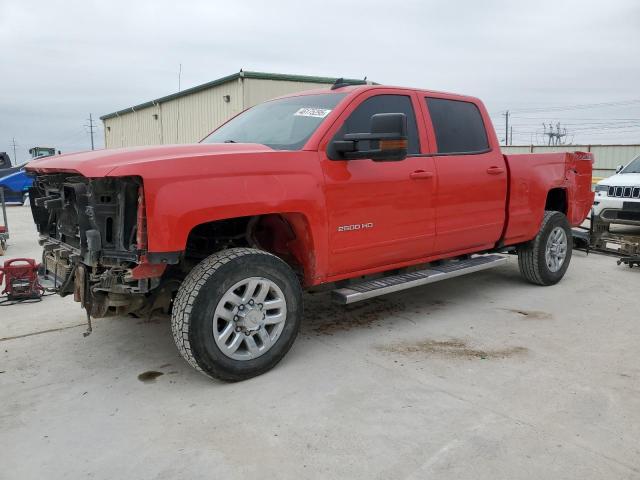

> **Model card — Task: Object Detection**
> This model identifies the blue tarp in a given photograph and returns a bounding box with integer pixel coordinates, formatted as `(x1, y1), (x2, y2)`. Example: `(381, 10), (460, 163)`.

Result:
(0, 168), (32, 203)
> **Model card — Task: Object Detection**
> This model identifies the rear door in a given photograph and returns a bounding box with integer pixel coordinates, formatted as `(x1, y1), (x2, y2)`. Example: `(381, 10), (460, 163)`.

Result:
(422, 96), (507, 254)
(319, 90), (436, 276)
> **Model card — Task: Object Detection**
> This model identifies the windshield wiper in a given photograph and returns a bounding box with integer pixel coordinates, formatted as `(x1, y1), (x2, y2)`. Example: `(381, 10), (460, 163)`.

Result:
(223, 139), (237, 143)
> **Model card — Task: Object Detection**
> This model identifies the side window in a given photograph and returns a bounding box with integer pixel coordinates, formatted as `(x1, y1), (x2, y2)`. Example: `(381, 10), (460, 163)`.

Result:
(425, 98), (489, 154)
(335, 95), (420, 154)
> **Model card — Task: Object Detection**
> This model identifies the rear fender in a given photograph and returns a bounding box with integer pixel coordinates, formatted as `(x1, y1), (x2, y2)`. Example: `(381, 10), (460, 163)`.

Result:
(502, 152), (591, 245)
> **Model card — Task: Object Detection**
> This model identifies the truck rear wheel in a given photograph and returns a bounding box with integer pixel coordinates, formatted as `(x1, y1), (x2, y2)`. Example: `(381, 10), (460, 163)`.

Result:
(171, 248), (302, 382)
(517, 211), (572, 286)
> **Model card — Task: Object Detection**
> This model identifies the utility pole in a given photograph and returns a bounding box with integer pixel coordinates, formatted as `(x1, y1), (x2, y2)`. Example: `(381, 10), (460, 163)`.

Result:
(11, 137), (18, 165)
(176, 63), (182, 143)
(502, 110), (510, 145)
(510, 126), (513, 146)
(86, 114), (96, 150)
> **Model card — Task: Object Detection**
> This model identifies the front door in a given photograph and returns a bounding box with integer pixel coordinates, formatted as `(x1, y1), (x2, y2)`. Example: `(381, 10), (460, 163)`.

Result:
(320, 91), (436, 277)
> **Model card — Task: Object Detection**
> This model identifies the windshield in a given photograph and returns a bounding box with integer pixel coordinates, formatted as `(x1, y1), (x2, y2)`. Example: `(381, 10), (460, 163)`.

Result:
(202, 93), (346, 150)
(621, 155), (640, 174)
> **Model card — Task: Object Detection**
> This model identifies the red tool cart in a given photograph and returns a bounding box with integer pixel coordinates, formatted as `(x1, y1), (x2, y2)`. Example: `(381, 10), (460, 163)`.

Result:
(0, 258), (45, 303)
(0, 188), (8, 255)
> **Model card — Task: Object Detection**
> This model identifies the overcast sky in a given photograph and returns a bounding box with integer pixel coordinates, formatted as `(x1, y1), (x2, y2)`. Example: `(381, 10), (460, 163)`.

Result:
(1, 0), (639, 164)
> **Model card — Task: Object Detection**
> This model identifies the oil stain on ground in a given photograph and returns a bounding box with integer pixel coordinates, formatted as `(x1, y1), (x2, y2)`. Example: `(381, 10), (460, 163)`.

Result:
(303, 294), (410, 335)
(378, 338), (528, 360)
(505, 309), (553, 320)
(137, 371), (164, 383)
(303, 292), (451, 335)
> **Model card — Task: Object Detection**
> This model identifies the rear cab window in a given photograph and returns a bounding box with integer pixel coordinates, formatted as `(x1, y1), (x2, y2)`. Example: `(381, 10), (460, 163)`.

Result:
(425, 97), (489, 154)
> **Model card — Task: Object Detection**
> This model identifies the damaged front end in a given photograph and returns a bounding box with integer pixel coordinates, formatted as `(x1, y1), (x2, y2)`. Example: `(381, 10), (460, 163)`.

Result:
(29, 174), (169, 318)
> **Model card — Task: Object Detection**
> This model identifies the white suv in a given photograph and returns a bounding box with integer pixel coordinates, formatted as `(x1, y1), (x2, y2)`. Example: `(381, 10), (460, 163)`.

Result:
(593, 155), (640, 226)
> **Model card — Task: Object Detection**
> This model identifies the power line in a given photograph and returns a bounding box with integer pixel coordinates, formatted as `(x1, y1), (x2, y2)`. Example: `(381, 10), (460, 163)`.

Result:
(491, 118), (640, 127)
(489, 106), (640, 144)
(492, 98), (640, 115)
(514, 99), (640, 113)
(506, 116), (640, 121)
(494, 124), (640, 134)
(491, 121), (640, 132)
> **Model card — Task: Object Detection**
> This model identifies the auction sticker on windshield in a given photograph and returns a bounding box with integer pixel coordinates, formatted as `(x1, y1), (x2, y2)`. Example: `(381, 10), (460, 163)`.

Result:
(294, 107), (332, 118)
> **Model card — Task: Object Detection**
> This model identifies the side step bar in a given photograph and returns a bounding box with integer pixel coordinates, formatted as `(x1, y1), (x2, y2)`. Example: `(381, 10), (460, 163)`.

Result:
(332, 255), (508, 304)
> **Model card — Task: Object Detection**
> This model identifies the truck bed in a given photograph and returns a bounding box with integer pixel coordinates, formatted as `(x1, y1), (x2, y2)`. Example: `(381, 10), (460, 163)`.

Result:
(502, 151), (594, 246)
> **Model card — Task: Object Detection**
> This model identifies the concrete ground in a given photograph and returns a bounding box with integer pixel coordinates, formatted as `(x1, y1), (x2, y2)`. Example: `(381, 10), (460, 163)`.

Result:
(1, 205), (639, 480)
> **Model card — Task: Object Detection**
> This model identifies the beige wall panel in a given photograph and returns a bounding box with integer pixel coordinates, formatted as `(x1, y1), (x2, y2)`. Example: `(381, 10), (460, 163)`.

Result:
(160, 80), (242, 144)
(243, 78), (331, 107)
(105, 81), (242, 147)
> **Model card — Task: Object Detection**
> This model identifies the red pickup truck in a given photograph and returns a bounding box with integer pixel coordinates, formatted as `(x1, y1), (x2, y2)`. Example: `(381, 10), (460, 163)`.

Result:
(27, 82), (593, 381)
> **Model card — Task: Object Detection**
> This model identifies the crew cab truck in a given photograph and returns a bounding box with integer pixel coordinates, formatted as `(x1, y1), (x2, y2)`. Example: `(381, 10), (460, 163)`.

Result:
(26, 82), (594, 381)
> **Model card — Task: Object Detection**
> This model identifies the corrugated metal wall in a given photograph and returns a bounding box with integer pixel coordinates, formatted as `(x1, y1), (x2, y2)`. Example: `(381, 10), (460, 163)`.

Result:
(502, 145), (640, 178)
(242, 78), (328, 107)
(103, 77), (331, 148)
(103, 103), (162, 148)
(104, 80), (242, 148)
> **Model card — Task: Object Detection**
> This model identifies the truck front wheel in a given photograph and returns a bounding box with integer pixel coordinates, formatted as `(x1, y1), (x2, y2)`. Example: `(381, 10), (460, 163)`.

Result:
(517, 211), (573, 286)
(171, 248), (302, 382)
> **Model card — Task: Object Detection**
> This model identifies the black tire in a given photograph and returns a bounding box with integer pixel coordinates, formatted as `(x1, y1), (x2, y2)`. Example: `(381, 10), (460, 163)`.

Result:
(171, 248), (302, 382)
(517, 211), (573, 286)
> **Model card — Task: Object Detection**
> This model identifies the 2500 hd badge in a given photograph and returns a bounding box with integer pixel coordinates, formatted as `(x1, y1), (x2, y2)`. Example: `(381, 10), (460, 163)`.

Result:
(337, 223), (374, 232)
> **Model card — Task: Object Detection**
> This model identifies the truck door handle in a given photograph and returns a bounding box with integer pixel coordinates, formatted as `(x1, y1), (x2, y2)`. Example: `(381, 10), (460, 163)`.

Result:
(410, 170), (434, 180)
(486, 166), (505, 175)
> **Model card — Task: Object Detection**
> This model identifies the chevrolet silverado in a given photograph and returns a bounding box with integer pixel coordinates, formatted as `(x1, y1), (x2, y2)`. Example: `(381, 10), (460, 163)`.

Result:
(26, 82), (594, 381)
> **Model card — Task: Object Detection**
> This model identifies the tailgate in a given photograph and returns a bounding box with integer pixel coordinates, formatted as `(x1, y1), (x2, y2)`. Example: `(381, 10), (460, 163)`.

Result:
(566, 151), (594, 225)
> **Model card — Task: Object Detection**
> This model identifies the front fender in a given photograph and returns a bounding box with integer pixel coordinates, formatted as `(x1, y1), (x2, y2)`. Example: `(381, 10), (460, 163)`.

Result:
(120, 151), (329, 283)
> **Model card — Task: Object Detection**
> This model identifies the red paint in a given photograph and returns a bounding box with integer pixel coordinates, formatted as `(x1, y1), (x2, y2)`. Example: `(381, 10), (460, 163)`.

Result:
(130, 260), (167, 280)
(26, 85), (593, 286)
(501, 151), (594, 245)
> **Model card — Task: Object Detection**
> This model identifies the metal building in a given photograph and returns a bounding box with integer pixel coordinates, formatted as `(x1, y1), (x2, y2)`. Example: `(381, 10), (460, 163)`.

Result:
(100, 71), (366, 149)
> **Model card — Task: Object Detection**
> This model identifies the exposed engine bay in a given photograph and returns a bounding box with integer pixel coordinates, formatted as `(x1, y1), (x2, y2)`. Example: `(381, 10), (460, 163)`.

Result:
(28, 173), (283, 319)
(29, 174), (155, 318)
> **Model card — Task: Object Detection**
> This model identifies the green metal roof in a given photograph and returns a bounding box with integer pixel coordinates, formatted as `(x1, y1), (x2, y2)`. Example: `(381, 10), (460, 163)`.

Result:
(100, 71), (368, 120)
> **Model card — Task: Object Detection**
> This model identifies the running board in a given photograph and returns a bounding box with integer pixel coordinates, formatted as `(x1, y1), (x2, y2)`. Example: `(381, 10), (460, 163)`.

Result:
(332, 255), (508, 305)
